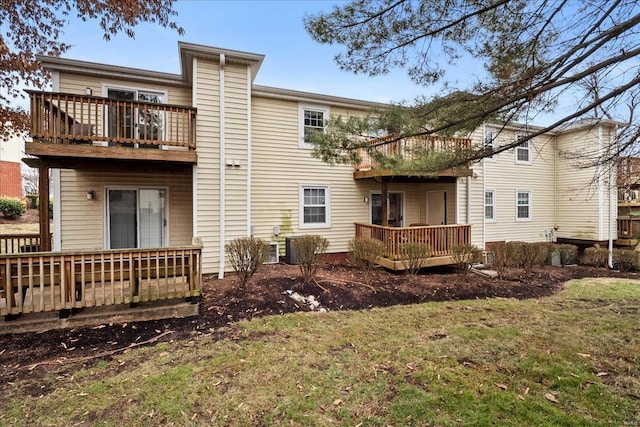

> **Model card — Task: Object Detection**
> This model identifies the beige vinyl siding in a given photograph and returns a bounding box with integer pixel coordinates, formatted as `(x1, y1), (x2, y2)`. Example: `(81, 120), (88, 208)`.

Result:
(58, 169), (192, 251)
(555, 126), (612, 241)
(418, 182), (458, 225)
(473, 126), (557, 245)
(193, 58), (221, 274)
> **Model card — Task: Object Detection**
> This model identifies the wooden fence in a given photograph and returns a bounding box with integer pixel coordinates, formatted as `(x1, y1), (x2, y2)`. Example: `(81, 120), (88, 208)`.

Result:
(0, 234), (48, 254)
(1, 246), (202, 317)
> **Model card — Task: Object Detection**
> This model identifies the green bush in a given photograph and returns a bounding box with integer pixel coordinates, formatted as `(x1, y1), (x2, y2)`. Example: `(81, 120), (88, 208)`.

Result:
(225, 237), (271, 291)
(400, 242), (431, 276)
(554, 244), (578, 268)
(26, 194), (38, 209)
(451, 244), (482, 274)
(349, 237), (385, 284)
(488, 242), (509, 279)
(292, 235), (329, 283)
(613, 248), (637, 272)
(0, 197), (27, 219)
(584, 245), (608, 268)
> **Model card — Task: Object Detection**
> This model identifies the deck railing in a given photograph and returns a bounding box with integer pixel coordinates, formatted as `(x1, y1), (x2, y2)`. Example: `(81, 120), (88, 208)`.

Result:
(617, 218), (640, 239)
(355, 134), (472, 171)
(27, 90), (197, 149)
(354, 222), (471, 259)
(1, 245), (202, 317)
(0, 233), (47, 254)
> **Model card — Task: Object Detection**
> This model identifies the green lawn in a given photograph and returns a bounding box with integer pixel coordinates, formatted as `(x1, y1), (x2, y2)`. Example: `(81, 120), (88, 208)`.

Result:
(1, 278), (639, 426)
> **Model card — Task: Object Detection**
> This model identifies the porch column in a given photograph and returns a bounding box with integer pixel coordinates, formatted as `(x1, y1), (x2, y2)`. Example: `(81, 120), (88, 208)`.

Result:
(38, 165), (51, 251)
(381, 179), (388, 227)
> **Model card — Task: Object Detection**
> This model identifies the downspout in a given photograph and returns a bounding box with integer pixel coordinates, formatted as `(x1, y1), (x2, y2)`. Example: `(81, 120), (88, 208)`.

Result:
(218, 53), (226, 279)
(246, 65), (252, 237)
(481, 123), (486, 249)
(192, 57), (198, 247)
(51, 71), (62, 251)
(608, 125), (617, 268)
(598, 125), (604, 242)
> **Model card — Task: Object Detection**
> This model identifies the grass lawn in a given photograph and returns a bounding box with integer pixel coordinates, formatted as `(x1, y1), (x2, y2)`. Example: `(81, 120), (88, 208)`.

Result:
(0, 223), (39, 234)
(1, 278), (639, 426)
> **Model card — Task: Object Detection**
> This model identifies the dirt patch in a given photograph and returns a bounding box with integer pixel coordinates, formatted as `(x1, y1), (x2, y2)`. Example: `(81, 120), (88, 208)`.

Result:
(0, 207), (39, 224)
(1, 257), (636, 391)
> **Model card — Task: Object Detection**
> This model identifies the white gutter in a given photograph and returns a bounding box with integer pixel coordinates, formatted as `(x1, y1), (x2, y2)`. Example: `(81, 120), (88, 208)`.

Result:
(51, 71), (62, 251)
(481, 123), (486, 249)
(192, 58), (198, 244)
(609, 125), (617, 268)
(218, 53), (226, 279)
(598, 125), (604, 242)
(246, 65), (252, 237)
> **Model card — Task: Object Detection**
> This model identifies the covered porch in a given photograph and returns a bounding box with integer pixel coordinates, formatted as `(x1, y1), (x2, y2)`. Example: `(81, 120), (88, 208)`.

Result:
(355, 223), (471, 270)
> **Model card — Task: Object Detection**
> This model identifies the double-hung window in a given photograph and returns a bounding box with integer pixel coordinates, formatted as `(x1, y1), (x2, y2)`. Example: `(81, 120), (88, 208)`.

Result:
(484, 130), (495, 160)
(484, 190), (496, 221)
(299, 105), (329, 148)
(516, 190), (531, 221)
(515, 134), (531, 164)
(300, 185), (331, 228)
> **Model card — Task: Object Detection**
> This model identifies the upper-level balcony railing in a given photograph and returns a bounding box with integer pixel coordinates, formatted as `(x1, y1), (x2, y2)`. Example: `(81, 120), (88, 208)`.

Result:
(27, 90), (197, 150)
(354, 134), (472, 171)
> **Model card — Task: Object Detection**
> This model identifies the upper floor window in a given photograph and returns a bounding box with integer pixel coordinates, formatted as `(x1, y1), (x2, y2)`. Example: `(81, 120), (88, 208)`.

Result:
(515, 134), (531, 164)
(299, 105), (329, 149)
(484, 130), (495, 160)
(484, 190), (496, 221)
(300, 185), (331, 228)
(516, 190), (531, 221)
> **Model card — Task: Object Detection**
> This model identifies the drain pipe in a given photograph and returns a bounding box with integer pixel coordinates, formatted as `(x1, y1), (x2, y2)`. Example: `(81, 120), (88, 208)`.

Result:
(608, 124), (616, 268)
(218, 53), (226, 279)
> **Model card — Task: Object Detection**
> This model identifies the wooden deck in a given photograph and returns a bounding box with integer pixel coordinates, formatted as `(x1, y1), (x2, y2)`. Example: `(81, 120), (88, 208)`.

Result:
(355, 223), (471, 270)
(26, 90), (197, 165)
(1, 246), (202, 318)
(0, 233), (46, 254)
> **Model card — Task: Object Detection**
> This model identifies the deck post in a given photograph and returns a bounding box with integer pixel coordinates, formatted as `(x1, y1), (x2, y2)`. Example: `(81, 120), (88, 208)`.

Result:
(38, 165), (51, 251)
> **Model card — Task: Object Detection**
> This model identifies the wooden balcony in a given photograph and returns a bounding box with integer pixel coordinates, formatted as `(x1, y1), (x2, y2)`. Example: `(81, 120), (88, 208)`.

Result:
(1, 246), (202, 319)
(354, 134), (473, 180)
(25, 90), (197, 167)
(355, 222), (471, 270)
(1, 233), (48, 254)
(617, 157), (640, 187)
(616, 217), (640, 246)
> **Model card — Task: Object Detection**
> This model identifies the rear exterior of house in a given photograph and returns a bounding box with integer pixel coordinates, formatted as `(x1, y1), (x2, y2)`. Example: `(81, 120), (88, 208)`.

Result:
(27, 42), (617, 278)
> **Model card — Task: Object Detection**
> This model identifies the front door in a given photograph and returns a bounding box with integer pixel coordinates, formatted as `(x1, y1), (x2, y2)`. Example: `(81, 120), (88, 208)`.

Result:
(371, 192), (404, 227)
(426, 191), (447, 225)
(107, 189), (167, 249)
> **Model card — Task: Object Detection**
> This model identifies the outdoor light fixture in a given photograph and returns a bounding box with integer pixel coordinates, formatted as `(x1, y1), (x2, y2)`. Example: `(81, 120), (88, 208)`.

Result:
(363, 196), (369, 203)
(86, 190), (95, 200)
(85, 87), (92, 96)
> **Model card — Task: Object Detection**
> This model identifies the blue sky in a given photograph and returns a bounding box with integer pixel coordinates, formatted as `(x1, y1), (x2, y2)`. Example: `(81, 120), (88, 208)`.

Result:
(55, 1), (446, 105)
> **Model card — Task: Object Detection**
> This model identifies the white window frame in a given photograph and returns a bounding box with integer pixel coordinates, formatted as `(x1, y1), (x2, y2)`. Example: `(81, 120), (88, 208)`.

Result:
(299, 184), (331, 229)
(515, 134), (531, 164)
(516, 190), (532, 221)
(484, 190), (496, 222)
(298, 104), (330, 149)
(484, 130), (495, 161)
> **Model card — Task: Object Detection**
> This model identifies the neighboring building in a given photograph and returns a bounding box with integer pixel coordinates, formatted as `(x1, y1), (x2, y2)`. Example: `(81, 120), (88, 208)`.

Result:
(24, 42), (617, 277)
(0, 130), (24, 198)
(616, 156), (640, 246)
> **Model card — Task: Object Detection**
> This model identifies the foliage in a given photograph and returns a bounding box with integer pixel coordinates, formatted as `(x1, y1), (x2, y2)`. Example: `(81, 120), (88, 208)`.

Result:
(488, 241), (509, 279)
(348, 237), (385, 284)
(584, 245), (609, 268)
(0, 0), (183, 137)
(225, 237), (271, 291)
(554, 244), (578, 268)
(292, 235), (329, 283)
(0, 197), (26, 219)
(400, 242), (431, 276)
(504, 241), (550, 274)
(304, 1), (640, 169)
(612, 248), (637, 272)
(25, 194), (38, 209)
(451, 243), (481, 275)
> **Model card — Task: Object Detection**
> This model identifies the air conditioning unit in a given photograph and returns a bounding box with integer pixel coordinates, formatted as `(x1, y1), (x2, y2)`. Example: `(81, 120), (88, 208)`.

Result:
(265, 243), (279, 264)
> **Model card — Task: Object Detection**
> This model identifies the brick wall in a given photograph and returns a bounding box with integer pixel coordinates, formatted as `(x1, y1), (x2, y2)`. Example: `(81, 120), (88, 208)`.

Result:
(0, 160), (22, 198)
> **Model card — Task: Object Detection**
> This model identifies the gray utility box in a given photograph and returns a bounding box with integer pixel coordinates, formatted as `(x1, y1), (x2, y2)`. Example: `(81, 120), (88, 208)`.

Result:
(285, 237), (300, 264)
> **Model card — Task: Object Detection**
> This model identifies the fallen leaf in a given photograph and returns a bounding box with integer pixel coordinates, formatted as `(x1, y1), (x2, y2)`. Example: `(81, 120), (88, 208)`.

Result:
(576, 353), (591, 358)
(494, 382), (508, 390)
(517, 394), (525, 400)
(333, 399), (342, 406)
(523, 387), (530, 395)
(596, 372), (608, 377)
(545, 393), (559, 403)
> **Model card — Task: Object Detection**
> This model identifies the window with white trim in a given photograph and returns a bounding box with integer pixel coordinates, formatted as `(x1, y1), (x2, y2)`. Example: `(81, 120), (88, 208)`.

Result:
(484, 130), (495, 160)
(299, 105), (329, 149)
(516, 190), (531, 221)
(300, 185), (331, 228)
(515, 134), (531, 164)
(484, 190), (495, 221)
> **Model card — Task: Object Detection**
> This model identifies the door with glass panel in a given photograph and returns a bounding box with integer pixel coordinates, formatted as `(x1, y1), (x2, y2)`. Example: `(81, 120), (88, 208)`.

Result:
(371, 192), (404, 227)
(107, 88), (163, 143)
(107, 189), (167, 249)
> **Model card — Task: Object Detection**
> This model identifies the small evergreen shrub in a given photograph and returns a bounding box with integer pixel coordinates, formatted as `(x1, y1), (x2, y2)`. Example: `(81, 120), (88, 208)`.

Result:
(225, 237), (271, 291)
(349, 237), (385, 284)
(584, 245), (608, 268)
(400, 242), (431, 276)
(613, 248), (637, 272)
(451, 243), (482, 274)
(0, 197), (27, 219)
(292, 235), (329, 283)
(554, 244), (578, 267)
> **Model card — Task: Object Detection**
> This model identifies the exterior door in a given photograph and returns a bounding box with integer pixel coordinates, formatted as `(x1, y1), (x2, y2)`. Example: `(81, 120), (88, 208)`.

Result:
(107, 189), (167, 249)
(427, 191), (447, 225)
(107, 88), (164, 141)
(371, 192), (404, 226)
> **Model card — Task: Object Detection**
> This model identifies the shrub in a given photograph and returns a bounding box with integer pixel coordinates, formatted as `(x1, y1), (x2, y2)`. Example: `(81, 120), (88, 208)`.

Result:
(488, 242), (509, 279)
(451, 244), (482, 274)
(400, 242), (431, 276)
(225, 237), (271, 291)
(584, 245), (608, 268)
(613, 249), (637, 272)
(26, 194), (38, 209)
(349, 237), (385, 284)
(0, 197), (27, 219)
(518, 242), (550, 274)
(554, 244), (578, 267)
(292, 235), (329, 283)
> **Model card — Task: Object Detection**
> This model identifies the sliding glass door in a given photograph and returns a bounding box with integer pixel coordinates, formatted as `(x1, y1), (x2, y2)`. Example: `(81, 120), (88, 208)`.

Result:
(108, 189), (167, 249)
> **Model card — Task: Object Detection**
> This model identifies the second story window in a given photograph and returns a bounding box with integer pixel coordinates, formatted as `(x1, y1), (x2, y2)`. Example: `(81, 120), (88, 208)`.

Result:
(299, 104), (329, 149)
(515, 134), (531, 164)
(484, 130), (495, 160)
